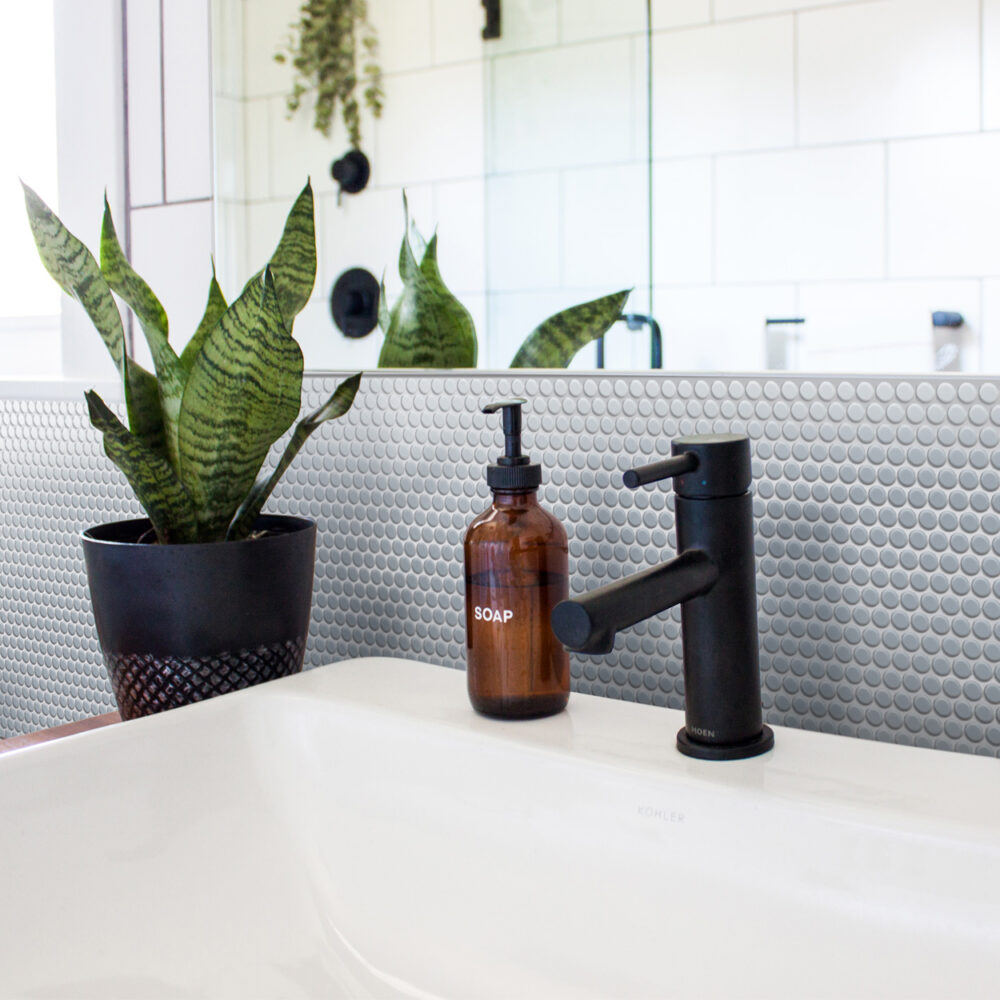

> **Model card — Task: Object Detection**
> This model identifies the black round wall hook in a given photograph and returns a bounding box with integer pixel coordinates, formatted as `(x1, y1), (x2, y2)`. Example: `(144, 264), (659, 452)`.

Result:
(331, 150), (371, 202)
(330, 268), (380, 339)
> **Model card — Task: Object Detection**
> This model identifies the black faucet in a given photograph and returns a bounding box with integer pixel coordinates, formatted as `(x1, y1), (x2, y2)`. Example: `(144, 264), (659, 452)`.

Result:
(551, 433), (774, 761)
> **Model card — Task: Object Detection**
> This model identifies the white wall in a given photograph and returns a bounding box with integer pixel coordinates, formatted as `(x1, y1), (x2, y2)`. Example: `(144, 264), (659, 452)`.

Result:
(647, 0), (998, 372)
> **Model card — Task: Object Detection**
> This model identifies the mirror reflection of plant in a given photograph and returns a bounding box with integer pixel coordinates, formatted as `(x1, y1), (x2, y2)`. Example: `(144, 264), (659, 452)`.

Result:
(275, 0), (384, 149)
(23, 180), (361, 545)
(377, 195), (630, 369)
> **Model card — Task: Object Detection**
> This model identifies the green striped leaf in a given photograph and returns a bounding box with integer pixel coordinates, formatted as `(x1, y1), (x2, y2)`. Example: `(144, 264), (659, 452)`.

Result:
(100, 198), (186, 472)
(100, 196), (170, 355)
(378, 233), (477, 368)
(22, 182), (124, 369)
(226, 372), (362, 541)
(123, 357), (169, 462)
(180, 263), (228, 375)
(177, 269), (304, 542)
(23, 182), (167, 460)
(510, 289), (631, 368)
(85, 391), (197, 545)
(243, 180), (316, 329)
(377, 273), (390, 334)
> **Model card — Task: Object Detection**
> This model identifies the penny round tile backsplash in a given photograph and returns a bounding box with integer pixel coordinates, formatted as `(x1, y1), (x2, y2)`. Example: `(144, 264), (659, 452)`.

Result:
(3, 373), (1000, 756)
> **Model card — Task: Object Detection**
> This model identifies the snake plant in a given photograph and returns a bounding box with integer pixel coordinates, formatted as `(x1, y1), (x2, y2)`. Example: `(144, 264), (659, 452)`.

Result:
(377, 195), (630, 369)
(23, 180), (361, 545)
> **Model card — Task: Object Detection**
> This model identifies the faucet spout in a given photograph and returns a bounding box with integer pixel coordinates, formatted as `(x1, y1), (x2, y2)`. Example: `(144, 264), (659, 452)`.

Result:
(549, 432), (774, 761)
(551, 550), (718, 655)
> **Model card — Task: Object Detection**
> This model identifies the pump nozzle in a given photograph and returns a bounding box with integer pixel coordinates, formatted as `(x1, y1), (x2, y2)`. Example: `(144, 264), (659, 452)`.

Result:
(482, 398), (528, 466)
(482, 398), (542, 491)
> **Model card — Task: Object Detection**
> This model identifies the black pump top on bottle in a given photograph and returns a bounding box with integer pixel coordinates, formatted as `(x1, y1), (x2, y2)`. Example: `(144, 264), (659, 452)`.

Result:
(482, 399), (542, 491)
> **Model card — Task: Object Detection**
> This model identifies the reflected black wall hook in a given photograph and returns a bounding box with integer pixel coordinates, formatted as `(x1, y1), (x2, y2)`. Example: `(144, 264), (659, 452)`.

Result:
(482, 0), (501, 39)
(330, 150), (371, 205)
(330, 268), (380, 339)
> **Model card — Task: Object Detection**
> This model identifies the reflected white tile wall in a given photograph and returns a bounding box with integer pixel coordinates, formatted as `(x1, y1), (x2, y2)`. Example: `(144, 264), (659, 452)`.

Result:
(651, 17), (794, 158)
(243, 0), (298, 98)
(163, 0), (213, 202)
(715, 145), (885, 282)
(486, 172), (560, 291)
(125, 0), (163, 206)
(369, 0), (434, 73)
(798, 280), (981, 371)
(651, 158), (712, 287)
(432, 0), (485, 64)
(985, 0), (1000, 130)
(888, 133), (1000, 278)
(484, 0), (558, 55)
(212, 96), (245, 202)
(715, 0), (865, 18)
(560, 0), (646, 42)
(490, 39), (636, 172)
(243, 99), (271, 201)
(375, 63), (484, 186)
(432, 179), (487, 295)
(648, 0), (710, 31)
(654, 285), (796, 371)
(983, 279), (1000, 371)
(562, 163), (647, 290)
(268, 93), (357, 198)
(798, 0), (980, 145)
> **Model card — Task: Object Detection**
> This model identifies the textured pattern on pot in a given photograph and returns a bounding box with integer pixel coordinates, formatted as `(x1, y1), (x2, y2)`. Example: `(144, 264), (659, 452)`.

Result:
(81, 515), (316, 719)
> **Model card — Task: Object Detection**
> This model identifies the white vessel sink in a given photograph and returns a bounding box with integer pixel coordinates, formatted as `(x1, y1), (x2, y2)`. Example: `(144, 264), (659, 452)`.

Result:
(1, 657), (999, 998)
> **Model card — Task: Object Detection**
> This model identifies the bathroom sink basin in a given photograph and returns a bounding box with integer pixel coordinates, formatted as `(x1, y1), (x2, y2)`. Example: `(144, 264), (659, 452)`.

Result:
(1, 657), (998, 998)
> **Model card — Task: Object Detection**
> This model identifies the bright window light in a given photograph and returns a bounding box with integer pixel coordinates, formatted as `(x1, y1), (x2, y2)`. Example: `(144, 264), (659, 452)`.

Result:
(0, 0), (61, 377)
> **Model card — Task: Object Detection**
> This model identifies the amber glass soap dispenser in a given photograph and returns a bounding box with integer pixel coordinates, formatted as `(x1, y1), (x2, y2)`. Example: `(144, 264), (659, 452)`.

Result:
(464, 399), (570, 719)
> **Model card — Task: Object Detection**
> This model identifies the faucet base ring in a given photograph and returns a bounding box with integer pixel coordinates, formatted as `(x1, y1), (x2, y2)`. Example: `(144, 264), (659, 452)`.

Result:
(676, 724), (774, 761)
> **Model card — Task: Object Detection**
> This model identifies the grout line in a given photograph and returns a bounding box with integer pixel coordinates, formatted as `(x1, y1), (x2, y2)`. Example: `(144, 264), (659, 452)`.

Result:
(641, 127), (1000, 169)
(159, 0), (167, 204)
(131, 196), (214, 211)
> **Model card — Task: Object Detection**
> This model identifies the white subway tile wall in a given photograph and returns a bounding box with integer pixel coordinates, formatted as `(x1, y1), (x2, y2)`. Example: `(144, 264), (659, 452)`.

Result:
(162, 0), (214, 202)
(128, 0), (1000, 374)
(125, 0), (164, 206)
(888, 133), (1000, 280)
(715, 144), (886, 283)
(797, 0), (981, 145)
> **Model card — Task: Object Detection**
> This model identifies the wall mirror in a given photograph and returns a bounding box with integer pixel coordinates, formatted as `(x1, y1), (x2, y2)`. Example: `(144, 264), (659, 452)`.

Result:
(212, 0), (1000, 374)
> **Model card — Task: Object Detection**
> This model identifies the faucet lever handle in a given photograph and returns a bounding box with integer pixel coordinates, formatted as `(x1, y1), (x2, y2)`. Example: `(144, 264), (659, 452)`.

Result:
(623, 452), (698, 489)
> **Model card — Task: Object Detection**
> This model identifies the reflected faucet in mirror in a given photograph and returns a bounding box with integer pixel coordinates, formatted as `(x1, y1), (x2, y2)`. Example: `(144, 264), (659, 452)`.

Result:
(551, 433), (774, 761)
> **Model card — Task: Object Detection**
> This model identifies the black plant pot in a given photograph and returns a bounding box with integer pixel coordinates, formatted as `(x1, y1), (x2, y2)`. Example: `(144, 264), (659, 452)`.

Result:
(81, 515), (317, 720)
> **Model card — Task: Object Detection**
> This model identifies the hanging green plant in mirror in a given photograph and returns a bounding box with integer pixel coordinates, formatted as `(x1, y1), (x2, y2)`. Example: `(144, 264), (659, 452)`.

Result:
(377, 196), (631, 369)
(275, 0), (384, 149)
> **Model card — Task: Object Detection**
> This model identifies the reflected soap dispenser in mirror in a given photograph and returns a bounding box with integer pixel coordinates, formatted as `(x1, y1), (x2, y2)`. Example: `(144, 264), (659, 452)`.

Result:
(464, 400), (570, 719)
